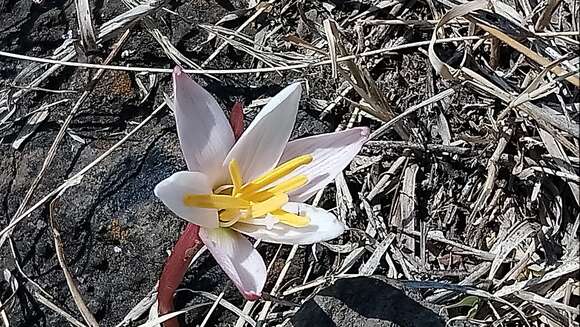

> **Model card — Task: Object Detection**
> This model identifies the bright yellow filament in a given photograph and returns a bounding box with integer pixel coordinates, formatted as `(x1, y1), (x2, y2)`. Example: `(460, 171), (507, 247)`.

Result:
(244, 175), (308, 202)
(266, 174), (308, 194)
(182, 154), (313, 229)
(183, 194), (249, 209)
(228, 160), (243, 194)
(240, 155), (312, 195)
(246, 193), (289, 218)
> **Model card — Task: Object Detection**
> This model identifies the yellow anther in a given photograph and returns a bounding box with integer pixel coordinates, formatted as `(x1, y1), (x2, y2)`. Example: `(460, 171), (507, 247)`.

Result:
(246, 193), (289, 218)
(240, 154), (312, 194)
(271, 209), (310, 227)
(183, 194), (250, 209)
(228, 159), (243, 195)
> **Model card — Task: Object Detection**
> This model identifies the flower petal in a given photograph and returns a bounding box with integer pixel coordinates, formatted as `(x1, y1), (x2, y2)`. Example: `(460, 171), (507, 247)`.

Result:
(199, 227), (267, 300)
(279, 127), (369, 202)
(233, 202), (345, 245)
(224, 83), (301, 182)
(173, 66), (234, 185)
(154, 171), (219, 228)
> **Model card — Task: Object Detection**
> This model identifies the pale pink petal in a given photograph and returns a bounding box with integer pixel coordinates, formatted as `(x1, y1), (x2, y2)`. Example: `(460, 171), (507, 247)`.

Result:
(279, 127), (369, 202)
(224, 83), (301, 182)
(233, 202), (345, 245)
(154, 171), (219, 228)
(199, 227), (267, 300)
(173, 66), (234, 185)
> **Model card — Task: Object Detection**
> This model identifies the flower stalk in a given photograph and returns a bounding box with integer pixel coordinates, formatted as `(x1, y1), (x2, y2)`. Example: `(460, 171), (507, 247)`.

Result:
(157, 223), (201, 327)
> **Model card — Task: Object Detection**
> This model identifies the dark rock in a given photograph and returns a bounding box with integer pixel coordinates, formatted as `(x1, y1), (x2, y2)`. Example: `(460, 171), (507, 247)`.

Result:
(291, 276), (445, 327)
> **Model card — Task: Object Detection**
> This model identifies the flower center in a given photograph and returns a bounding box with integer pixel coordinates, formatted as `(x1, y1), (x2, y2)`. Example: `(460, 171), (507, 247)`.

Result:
(182, 154), (313, 229)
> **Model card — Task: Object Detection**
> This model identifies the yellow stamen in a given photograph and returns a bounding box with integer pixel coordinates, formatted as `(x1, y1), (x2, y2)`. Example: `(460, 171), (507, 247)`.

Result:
(246, 193), (289, 218)
(240, 154), (312, 194)
(266, 174), (308, 194)
(183, 194), (249, 209)
(219, 208), (240, 221)
(242, 175), (308, 202)
(182, 154), (313, 231)
(228, 159), (243, 195)
(271, 209), (310, 227)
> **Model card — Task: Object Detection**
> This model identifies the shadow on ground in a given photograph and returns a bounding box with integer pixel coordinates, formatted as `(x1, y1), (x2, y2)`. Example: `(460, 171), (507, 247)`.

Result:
(291, 276), (444, 327)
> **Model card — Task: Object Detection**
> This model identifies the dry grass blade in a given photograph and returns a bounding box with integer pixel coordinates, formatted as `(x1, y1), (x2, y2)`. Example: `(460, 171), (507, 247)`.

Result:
(179, 290), (257, 327)
(495, 260), (580, 297)
(535, 0), (563, 31)
(369, 88), (455, 140)
(199, 24), (315, 69)
(97, 3), (157, 40)
(538, 128), (580, 206)
(323, 19), (339, 79)
(0, 269), (19, 321)
(74, 0), (97, 51)
(34, 292), (88, 327)
(199, 292), (224, 327)
(201, 1), (274, 67)
(428, 0), (489, 79)
(468, 127), (511, 224)
(516, 290), (579, 315)
(359, 234), (395, 276)
(116, 287), (158, 327)
(120, 0), (210, 78)
(49, 200), (99, 327)
(472, 19), (579, 87)
(366, 156), (406, 201)
(11, 105), (50, 150)
(398, 163), (418, 253)
(138, 303), (211, 327)
(487, 221), (538, 280)
(0, 300), (8, 327)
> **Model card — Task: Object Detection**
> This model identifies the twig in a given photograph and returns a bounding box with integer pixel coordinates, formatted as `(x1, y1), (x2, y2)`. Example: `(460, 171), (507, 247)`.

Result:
(49, 200), (99, 327)
(364, 141), (472, 155)
(0, 34), (567, 75)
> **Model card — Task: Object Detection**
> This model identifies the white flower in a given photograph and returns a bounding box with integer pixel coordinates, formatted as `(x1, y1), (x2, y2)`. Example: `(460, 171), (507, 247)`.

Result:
(155, 67), (369, 300)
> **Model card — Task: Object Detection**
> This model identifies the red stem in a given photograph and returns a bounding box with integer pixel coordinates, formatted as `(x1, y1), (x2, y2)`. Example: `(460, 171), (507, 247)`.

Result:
(158, 223), (202, 327)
